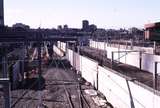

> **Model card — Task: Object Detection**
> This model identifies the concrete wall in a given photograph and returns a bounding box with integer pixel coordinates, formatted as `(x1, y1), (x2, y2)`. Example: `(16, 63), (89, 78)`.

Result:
(142, 53), (160, 73)
(81, 56), (98, 88)
(98, 66), (130, 108)
(57, 41), (160, 108)
(98, 66), (160, 108)
(90, 40), (154, 54)
(53, 45), (64, 57)
(90, 40), (160, 74)
(57, 41), (66, 52)
(68, 49), (98, 89)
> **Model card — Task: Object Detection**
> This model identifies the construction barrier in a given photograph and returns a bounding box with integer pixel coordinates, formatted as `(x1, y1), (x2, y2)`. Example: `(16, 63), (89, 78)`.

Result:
(53, 45), (64, 57)
(58, 41), (160, 108)
(89, 40), (160, 74)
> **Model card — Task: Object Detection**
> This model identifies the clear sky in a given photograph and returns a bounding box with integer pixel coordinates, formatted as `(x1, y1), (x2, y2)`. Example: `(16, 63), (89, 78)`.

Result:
(4, 0), (160, 29)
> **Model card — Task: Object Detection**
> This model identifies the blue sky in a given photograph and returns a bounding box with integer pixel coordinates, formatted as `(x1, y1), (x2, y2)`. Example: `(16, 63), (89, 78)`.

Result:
(4, 0), (160, 29)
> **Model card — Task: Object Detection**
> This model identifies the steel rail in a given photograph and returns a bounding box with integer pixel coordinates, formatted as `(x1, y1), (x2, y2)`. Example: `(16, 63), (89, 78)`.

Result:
(53, 55), (74, 108)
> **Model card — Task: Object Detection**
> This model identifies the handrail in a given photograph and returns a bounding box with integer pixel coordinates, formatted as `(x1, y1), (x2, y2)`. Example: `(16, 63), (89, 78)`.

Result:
(112, 50), (144, 62)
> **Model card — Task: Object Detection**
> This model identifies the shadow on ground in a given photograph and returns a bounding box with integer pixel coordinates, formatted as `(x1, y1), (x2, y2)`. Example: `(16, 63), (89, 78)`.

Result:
(11, 77), (45, 91)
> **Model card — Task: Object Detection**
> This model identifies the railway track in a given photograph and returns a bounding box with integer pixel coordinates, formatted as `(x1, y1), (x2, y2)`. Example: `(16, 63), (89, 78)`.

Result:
(53, 55), (91, 108)
(7, 45), (97, 108)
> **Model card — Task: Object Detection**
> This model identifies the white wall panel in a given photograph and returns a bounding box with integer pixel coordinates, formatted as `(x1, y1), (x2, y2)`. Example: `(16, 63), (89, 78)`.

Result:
(133, 46), (154, 54)
(129, 81), (160, 108)
(66, 47), (160, 108)
(74, 52), (81, 71)
(98, 66), (130, 108)
(81, 56), (98, 88)
(60, 42), (66, 52)
(98, 42), (105, 50)
(68, 49), (73, 66)
(32, 48), (38, 60)
(98, 66), (160, 108)
(125, 52), (140, 68)
(57, 41), (61, 48)
(53, 45), (64, 57)
(142, 53), (160, 73)
(89, 40), (160, 73)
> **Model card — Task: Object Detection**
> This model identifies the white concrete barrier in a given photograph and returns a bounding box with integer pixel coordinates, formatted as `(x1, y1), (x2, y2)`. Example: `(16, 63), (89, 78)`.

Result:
(53, 45), (64, 57)
(89, 40), (160, 74)
(57, 41), (67, 52)
(98, 66), (130, 108)
(142, 53), (160, 74)
(67, 49), (98, 89)
(66, 48), (160, 108)
(81, 56), (98, 88)
(68, 49), (74, 66)
(129, 81), (160, 108)
(98, 66), (160, 108)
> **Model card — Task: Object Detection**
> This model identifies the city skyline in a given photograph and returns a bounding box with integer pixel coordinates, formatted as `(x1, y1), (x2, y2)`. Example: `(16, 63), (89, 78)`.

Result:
(4, 0), (160, 29)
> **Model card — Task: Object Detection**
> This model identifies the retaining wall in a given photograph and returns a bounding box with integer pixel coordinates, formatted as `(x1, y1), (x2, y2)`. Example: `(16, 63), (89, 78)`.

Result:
(67, 49), (98, 89)
(98, 66), (160, 108)
(90, 40), (160, 74)
(57, 41), (160, 108)
(53, 45), (64, 57)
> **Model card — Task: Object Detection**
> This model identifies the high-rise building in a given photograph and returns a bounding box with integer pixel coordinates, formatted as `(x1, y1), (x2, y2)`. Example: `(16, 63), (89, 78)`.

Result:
(0, 0), (4, 26)
(82, 20), (89, 31)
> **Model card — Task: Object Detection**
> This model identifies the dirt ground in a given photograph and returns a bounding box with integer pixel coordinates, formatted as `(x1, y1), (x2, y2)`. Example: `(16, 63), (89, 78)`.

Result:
(0, 59), (112, 108)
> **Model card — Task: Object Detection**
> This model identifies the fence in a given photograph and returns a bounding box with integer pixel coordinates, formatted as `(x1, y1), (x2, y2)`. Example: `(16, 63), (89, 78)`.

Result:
(89, 40), (160, 74)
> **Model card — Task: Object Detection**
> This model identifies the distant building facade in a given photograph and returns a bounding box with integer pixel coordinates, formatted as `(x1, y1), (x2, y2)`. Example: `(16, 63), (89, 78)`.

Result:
(89, 24), (97, 32)
(57, 25), (62, 30)
(63, 24), (68, 30)
(145, 22), (160, 41)
(12, 23), (30, 30)
(0, 0), (4, 26)
(82, 20), (89, 31)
